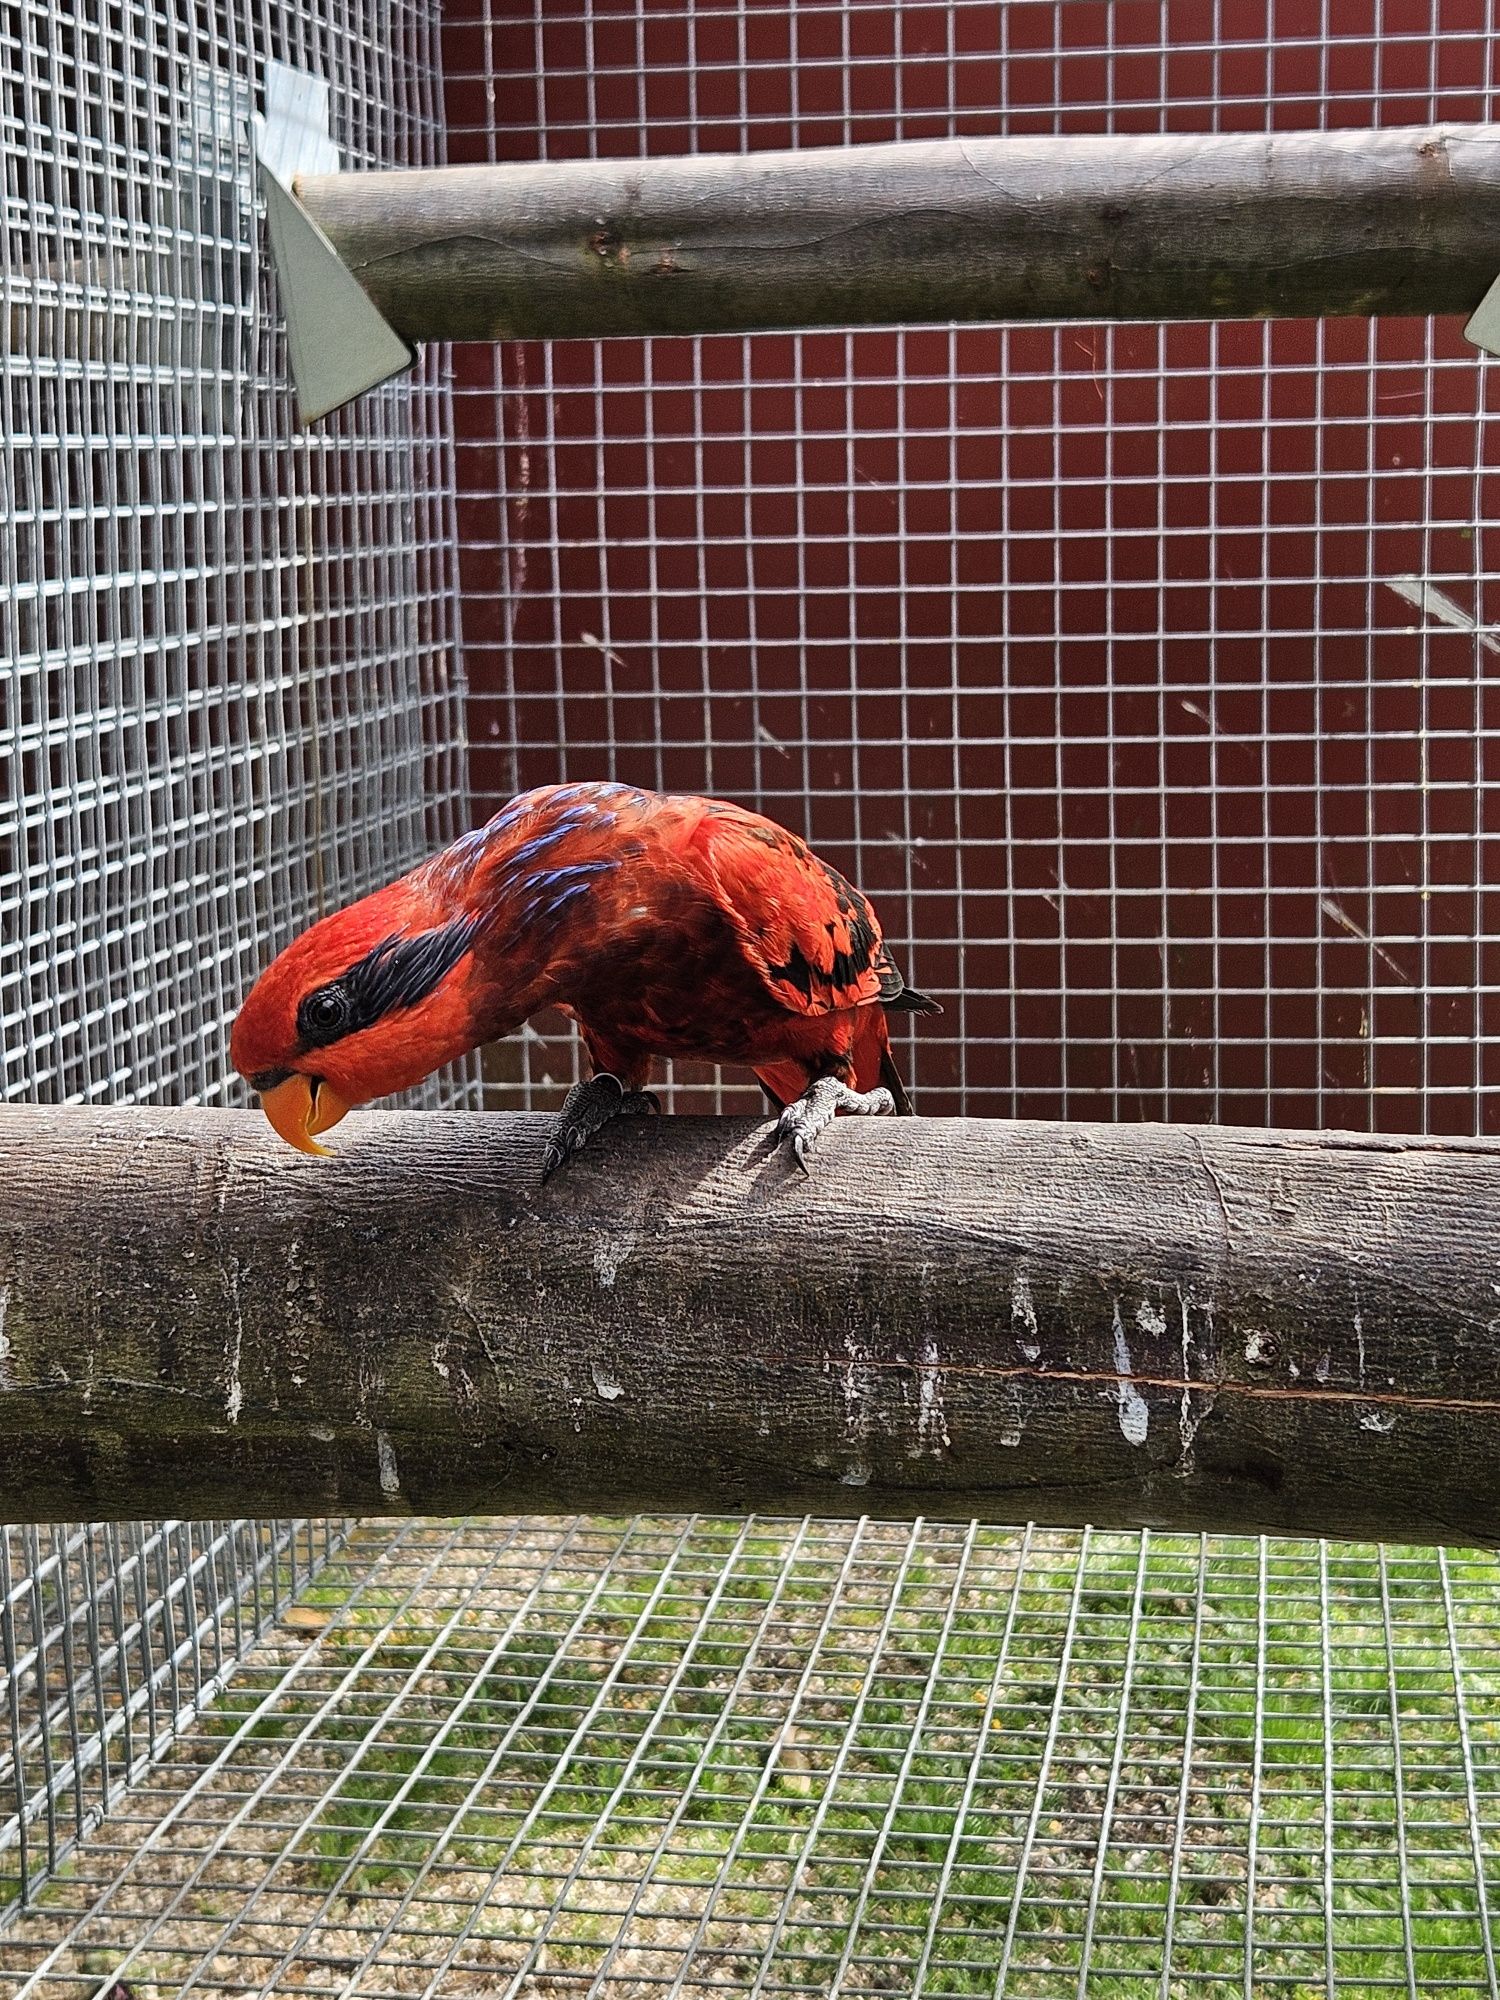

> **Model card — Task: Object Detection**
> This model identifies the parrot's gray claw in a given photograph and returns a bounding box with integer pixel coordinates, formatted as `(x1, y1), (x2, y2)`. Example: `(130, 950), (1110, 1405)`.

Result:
(542, 1074), (658, 1184)
(773, 1078), (896, 1174)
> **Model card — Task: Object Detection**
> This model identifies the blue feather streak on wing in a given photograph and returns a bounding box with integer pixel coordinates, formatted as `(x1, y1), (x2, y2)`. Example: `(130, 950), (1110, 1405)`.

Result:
(520, 880), (598, 925)
(528, 859), (618, 891)
(448, 795), (536, 863)
(451, 794), (620, 873)
(549, 780), (637, 807)
(501, 809), (603, 874)
(540, 880), (595, 919)
(516, 858), (620, 926)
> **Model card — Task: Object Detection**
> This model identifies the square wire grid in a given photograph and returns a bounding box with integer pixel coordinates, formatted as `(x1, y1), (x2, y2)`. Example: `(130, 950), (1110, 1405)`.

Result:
(2, 0), (470, 1112)
(0, 0), (471, 1919)
(444, 0), (1500, 1135)
(6, 4), (1500, 1997)
(0, 1521), (344, 1921)
(6, 1516), (1500, 1999)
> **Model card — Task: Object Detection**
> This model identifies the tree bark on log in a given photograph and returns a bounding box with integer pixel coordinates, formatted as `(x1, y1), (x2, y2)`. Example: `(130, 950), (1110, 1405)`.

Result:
(292, 125), (1500, 343)
(2, 1105), (1500, 1543)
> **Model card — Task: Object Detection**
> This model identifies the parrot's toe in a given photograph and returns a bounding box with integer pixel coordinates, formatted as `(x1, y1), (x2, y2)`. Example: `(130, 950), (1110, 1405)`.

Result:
(542, 1072), (620, 1182)
(774, 1077), (896, 1173)
(541, 1074), (658, 1183)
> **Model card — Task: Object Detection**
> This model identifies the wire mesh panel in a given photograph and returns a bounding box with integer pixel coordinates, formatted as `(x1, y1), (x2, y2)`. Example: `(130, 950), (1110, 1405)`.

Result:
(0, 1520), (343, 1922)
(2, 0), (1498, 1994)
(0, 0), (469, 1916)
(1, 0), (467, 1108)
(444, 0), (1500, 1134)
(6, 1516), (1500, 1999)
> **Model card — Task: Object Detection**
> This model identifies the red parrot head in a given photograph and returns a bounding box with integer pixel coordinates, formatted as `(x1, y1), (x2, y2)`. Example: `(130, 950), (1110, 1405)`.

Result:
(230, 875), (487, 1155)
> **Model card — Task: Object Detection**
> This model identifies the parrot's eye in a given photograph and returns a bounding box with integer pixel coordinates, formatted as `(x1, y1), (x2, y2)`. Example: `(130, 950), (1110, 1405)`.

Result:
(298, 983), (352, 1046)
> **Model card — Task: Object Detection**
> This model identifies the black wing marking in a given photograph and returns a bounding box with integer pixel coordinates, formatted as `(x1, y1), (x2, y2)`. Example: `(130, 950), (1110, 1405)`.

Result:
(875, 939), (942, 1014)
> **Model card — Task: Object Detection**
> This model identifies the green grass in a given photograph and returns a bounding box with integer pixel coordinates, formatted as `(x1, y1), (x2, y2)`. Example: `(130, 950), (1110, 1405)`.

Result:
(58, 1525), (1500, 1994)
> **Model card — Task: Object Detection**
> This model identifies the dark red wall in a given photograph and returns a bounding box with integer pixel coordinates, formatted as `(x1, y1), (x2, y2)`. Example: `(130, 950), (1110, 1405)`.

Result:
(441, 2), (1500, 1134)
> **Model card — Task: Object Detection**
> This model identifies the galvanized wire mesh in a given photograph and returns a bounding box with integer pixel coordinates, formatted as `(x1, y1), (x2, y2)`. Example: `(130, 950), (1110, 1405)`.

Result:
(445, 0), (1500, 1135)
(9, 1515), (1500, 1999)
(4, 0), (1499, 1996)
(0, 0), (469, 1920)
(0, 1520), (344, 1923)
(2, 0), (468, 1112)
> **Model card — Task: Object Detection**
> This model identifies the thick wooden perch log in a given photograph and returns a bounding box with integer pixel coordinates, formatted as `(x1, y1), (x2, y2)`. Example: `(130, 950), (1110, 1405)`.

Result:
(293, 125), (1500, 342)
(2, 1104), (1499, 1543)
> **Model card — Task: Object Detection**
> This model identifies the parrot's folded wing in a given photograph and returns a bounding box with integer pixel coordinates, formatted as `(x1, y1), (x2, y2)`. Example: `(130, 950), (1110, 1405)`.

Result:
(694, 804), (908, 1018)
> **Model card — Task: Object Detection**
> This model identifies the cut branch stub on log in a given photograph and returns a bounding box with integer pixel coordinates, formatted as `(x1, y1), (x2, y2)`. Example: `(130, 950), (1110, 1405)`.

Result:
(2, 1105), (1499, 1542)
(293, 125), (1500, 343)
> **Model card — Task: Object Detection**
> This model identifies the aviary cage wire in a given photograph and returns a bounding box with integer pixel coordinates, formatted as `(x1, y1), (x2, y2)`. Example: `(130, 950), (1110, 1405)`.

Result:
(4, 1), (1500, 1996)
(0, 0), (469, 1952)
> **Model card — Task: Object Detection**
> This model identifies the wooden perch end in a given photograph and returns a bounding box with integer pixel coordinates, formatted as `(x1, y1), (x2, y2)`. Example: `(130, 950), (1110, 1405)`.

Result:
(0, 1103), (1497, 1543)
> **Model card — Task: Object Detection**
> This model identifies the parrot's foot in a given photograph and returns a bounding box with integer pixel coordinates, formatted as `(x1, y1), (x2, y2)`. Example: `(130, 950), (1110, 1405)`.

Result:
(774, 1077), (895, 1175)
(542, 1073), (660, 1184)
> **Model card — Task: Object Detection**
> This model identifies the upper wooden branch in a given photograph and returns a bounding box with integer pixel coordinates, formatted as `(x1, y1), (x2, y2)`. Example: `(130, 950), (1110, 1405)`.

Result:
(292, 125), (1500, 342)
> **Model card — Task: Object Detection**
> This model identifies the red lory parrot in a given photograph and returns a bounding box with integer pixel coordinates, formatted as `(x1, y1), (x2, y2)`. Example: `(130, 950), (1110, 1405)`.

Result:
(231, 783), (939, 1177)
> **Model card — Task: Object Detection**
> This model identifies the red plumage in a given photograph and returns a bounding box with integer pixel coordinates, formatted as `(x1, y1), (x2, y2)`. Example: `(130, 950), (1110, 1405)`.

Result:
(231, 783), (939, 1164)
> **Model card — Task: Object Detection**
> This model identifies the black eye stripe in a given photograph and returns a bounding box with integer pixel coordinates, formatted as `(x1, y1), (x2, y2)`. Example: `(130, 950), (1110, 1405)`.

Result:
(295, 913), (483, 1052)
(249, 1067), (293, 1094)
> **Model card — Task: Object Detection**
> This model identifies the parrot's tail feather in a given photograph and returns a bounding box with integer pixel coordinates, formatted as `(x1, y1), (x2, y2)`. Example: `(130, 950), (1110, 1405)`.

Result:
(753, 1062), (808, 1113)
(885, 985), (943, 1015)
(878, 1044), (916, 1116)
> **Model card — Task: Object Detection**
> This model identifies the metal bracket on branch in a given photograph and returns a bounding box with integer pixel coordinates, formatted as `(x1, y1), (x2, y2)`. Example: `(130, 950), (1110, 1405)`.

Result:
(2, 1103), (1499, 1544)
(254, 61), (414, 422)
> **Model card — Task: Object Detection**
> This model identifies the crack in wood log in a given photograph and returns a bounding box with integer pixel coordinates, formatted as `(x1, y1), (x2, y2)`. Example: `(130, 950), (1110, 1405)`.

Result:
(7, 1361), (1500, 1419)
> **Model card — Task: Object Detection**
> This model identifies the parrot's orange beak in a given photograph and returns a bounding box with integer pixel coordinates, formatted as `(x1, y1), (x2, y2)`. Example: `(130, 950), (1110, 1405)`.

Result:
(258, 1074), (350, 1157)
